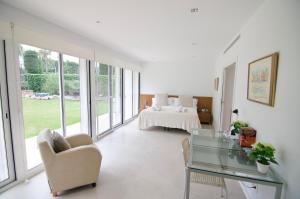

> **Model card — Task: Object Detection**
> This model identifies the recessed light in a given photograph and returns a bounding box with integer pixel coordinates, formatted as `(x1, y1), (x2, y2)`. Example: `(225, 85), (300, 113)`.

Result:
(192, 42), (197, 46)
(96, 20), (101, 24)
(190, 8), (199, 13)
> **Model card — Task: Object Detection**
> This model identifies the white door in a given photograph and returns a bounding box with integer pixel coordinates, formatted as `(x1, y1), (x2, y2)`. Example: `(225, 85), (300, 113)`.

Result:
(220, 63), (236, 131)
(0, 40), (15, 188)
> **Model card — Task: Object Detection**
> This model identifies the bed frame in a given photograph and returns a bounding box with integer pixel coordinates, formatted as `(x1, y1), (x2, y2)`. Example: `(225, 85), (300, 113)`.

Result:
(139, 94), (213, 124)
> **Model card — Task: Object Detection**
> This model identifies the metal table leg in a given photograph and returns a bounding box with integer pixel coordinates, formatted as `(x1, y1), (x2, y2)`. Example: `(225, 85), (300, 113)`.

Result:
(274, 184), (282, 199)
(185, 167), (190, 199)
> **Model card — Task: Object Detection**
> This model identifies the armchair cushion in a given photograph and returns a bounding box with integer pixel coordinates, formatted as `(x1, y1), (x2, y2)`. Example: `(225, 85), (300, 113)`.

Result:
(52, 131), (71, 153)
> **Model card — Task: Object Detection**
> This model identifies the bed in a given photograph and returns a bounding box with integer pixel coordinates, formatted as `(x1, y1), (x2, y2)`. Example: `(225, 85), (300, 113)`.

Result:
(138, 97), (201, 132)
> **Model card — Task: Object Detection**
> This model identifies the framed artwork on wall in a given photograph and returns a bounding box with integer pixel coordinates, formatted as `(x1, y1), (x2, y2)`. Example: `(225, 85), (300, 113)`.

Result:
(247, 52), (279, 106)
(214, 77), (219, 91)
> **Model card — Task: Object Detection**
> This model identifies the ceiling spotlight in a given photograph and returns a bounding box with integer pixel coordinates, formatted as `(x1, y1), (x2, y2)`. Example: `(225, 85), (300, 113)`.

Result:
(192, 42), (197, 46)
(190, 8), (199, 13)
(96, 20), (101, 24)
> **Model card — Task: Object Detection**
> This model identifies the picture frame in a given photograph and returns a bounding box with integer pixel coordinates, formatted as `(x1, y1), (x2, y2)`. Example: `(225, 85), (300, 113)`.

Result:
(247, 52), (279, 106)
(214, 77), (219, 91)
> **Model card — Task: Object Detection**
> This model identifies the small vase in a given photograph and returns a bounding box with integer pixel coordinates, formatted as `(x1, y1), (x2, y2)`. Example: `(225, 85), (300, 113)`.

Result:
(256, 161), (270, 174)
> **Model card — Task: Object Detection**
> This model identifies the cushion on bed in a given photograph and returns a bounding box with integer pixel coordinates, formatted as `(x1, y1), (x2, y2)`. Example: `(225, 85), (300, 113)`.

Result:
(154, 93), (168, 106)
(178, 95), (193, 107)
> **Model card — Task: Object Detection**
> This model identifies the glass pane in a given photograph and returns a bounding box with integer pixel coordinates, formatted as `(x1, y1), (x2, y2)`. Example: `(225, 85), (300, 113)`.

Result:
(19, 44), (61, 169)
(133, 72), (139, 115)
(0, 97), (9, 182)
(112, 66), (121, 126)
(96, 63), (110, 134)
(124, 69), (133, 120)
(63, 54), (82, 136)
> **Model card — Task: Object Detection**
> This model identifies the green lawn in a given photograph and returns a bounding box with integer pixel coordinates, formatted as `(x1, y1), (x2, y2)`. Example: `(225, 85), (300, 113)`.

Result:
(23, 98), (108, 138)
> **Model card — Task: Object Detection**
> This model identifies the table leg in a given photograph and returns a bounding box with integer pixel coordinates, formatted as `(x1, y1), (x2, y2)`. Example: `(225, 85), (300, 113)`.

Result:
(274, 184), (282, 199)
(185, 168), (190, 199)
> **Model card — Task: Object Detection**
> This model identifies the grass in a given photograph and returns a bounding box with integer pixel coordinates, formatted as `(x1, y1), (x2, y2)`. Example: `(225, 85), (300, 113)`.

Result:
(23, 98), (108, 138)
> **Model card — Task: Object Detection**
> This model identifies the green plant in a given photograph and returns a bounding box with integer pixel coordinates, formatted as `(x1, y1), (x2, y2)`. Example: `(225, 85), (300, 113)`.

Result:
(249, 142), (278, 165)
(231, 120), (248, 135)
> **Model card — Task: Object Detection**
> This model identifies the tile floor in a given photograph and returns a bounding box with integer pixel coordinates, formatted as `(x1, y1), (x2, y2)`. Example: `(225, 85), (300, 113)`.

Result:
(1, 119), (246, 199)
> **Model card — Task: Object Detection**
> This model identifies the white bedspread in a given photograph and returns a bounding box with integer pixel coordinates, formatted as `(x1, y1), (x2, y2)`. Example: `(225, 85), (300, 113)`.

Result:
(138, 106), (201, 132)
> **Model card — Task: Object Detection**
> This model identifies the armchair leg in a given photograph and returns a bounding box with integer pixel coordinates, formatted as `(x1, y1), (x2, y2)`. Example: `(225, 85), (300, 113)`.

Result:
(52, 192), (58, 197)
(92, 183), (97, 187)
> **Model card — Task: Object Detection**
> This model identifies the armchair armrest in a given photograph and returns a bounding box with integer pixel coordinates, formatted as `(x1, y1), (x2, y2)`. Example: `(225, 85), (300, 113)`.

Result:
(65, 134), (93, 147)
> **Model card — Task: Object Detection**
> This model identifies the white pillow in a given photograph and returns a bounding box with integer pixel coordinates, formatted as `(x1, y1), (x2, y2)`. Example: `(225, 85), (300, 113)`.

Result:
(178, 95), (193, 107)
(154, 93), (168, 106)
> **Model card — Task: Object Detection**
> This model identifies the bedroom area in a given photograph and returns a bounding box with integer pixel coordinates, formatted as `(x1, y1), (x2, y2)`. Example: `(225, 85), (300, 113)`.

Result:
(0, 0), (300, 199)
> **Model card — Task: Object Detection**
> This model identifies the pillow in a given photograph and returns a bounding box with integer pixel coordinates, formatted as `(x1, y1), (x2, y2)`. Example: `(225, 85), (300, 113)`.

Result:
(52, 131), (71, 153)
(168, 97), (179, 106)
(178, 95), (193, 107)
(154, 93), (168, 106)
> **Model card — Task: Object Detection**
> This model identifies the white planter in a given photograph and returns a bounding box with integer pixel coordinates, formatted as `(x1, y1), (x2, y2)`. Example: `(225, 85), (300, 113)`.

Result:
(256, 161), (270, 174)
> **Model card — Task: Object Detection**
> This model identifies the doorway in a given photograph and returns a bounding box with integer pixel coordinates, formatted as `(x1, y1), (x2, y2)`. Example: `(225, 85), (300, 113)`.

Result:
(220, 63), (236, 131)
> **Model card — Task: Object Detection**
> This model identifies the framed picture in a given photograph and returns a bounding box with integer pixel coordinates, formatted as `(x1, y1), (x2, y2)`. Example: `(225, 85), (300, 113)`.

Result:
(214, 77), (219, 91)
(247, 52), (279, 106)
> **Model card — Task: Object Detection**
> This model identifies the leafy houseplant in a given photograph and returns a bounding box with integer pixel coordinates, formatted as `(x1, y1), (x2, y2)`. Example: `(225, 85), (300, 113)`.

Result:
(249, 142), (278, 174)
(231, 120), (248, 135)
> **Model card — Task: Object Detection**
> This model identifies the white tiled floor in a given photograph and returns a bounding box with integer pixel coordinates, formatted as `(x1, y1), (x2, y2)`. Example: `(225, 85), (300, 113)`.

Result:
(1, 119), (246, 199)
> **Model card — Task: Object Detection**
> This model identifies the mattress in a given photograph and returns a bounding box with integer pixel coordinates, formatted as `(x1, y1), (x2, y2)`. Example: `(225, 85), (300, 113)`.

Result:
(138, 106), (201, 132)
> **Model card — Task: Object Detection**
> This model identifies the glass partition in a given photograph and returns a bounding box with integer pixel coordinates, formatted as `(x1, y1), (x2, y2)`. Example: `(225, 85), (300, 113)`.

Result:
(112, 66), (122, 126)
(124, 69), (133, 121)
(19, 44), (61, 169)
(95, 63), (110, 134)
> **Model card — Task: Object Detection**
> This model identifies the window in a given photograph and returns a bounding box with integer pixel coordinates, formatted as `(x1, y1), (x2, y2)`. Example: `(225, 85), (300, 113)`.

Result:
(123, 69), (133, 121)
(112, 66), (122, 126)
(18, 44), (89, 170)
(133, 71), (139, 115)
(19, 44), (61, 169)
(95, 63), (110, 134)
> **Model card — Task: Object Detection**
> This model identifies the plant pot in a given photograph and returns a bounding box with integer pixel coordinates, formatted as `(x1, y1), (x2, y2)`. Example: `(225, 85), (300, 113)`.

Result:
(256, 161), (270, 174)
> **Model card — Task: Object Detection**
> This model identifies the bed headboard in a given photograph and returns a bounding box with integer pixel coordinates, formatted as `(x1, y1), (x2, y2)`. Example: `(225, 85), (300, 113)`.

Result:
(139, 94), (213, 114)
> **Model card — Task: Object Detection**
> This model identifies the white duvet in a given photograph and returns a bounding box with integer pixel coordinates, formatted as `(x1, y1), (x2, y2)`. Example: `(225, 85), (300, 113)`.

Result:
(138, 106), (201, 132)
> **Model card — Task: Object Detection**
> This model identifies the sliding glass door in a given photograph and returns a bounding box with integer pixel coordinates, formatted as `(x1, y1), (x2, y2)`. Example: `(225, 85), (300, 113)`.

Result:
(133, 71), (139, 115)
(18, 44), (89, 170)
(0, 41), (15, 188)
(19, 44), (61, 169)
(111, 66), (122, 126)
(95, 63), (110, 135)
(123, 69), (133, 121)
(63, 54), (88, 136)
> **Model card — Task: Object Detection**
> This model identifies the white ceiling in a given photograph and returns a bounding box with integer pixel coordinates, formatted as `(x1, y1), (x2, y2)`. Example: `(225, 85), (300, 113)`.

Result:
(1, 0), (264, 63)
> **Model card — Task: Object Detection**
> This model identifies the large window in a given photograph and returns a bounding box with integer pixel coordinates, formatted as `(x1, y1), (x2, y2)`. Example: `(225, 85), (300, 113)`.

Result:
(63, 54), (82, 136)
(112, 66), (122, 126)
(133, 71), (139, 115)
(95, 63), (110, 134)
(18, 44), (89, 170)
(19, 44), (61, 169)
(123, 69), (133, 121)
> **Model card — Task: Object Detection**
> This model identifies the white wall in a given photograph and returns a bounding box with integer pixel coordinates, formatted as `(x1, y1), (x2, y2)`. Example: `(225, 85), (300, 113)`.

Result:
(141, 60), (213, 96)
(213, 0), (300, 198)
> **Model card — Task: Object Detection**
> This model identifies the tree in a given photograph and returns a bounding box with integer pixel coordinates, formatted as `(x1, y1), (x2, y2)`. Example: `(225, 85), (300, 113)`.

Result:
(39, 49), (51, 73)
(23, 50), (44, 92)
(23, 50), (42, 74)
(64, 60), (79, 74)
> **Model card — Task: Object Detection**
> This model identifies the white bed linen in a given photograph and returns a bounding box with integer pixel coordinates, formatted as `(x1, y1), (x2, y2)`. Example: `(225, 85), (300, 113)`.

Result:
(138, 106), (201, 132)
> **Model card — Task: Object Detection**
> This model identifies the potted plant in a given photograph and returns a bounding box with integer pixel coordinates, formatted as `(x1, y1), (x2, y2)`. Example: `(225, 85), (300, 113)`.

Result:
(231, 120), (248, 135)
(249, 142), (278, 174)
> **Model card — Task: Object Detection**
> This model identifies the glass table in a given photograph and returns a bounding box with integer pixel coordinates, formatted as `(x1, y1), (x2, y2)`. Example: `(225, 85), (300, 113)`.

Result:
(185, 129), (283, 199)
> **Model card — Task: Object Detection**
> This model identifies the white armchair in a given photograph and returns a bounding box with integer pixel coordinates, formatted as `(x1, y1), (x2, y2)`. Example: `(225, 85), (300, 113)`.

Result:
(37, 129), (102, 196)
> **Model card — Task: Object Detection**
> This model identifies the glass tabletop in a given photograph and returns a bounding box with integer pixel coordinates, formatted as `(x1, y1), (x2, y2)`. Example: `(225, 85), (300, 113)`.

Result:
(188, 128), (283, 184)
